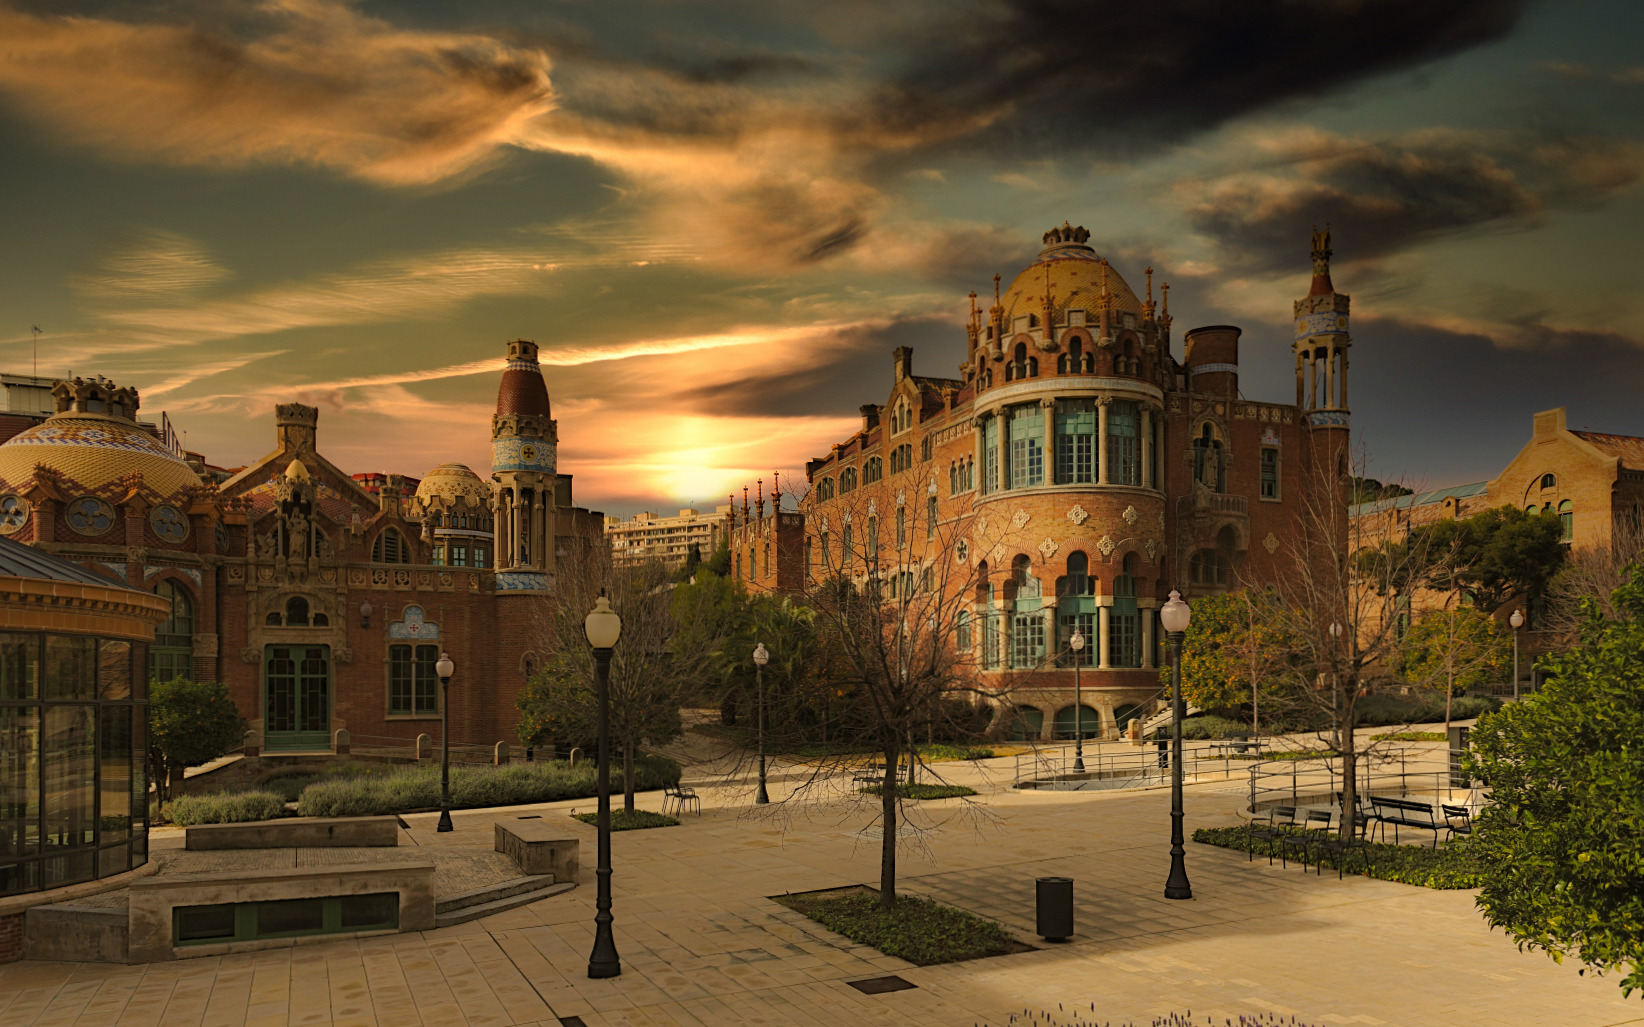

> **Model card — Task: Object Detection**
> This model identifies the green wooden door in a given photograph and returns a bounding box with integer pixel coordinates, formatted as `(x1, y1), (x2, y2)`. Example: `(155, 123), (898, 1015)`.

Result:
(264, 645), (330, 751)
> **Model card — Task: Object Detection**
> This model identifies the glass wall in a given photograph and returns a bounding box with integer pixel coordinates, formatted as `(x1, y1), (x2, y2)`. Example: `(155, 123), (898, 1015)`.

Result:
(0, 632), (145, 896)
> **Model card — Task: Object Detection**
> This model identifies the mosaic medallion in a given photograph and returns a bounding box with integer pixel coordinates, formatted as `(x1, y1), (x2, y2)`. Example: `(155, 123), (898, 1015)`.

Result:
(66, 496), (115, 536)
(150, 505), (189, 543)
(0, 495), (29, 535)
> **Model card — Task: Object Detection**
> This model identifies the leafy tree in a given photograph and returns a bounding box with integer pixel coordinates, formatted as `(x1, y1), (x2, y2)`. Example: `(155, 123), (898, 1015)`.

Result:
(1398, 606), (1510, 727)
(149, 679), (246, 805)
(677, 542), (703, 581)
(1409, 505), (1567, 613)
(700, 532), (731, 578)
(1178, 590), (1302, 731)
(1465, 567), (1644, 997)
(1349, 476), (1414, 505)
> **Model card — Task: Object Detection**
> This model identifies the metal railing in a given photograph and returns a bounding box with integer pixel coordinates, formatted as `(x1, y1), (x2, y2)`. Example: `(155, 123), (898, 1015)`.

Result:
(1014, 741), (1260, 791)
(1247, 746), (1481, 816)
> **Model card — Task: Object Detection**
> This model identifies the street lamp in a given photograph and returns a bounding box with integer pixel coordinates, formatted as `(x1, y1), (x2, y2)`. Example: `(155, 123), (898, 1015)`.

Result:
(434, 652), (456, 833)
(1070, 629), (1087, 773)
(1159, 590), (1192, 901)
(585, 594), (623, 980)
(1509, 609), (1525, 700)
(753, 642), (770, 804)
(359, 599), (373, 629)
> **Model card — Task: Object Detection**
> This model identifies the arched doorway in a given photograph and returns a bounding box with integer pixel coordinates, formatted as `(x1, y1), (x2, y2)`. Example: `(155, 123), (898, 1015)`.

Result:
(1053, 705), (1100, 740)
(149, 580), (193, 682)
(1009, 705), (1044, 741)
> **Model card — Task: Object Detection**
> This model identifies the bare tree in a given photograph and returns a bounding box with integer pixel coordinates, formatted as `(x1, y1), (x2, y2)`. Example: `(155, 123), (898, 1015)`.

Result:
(1542, 509), (1644, 641)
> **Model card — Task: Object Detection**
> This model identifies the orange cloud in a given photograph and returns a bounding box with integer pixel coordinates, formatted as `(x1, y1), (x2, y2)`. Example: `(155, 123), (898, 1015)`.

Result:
(0, 0), (555, 185)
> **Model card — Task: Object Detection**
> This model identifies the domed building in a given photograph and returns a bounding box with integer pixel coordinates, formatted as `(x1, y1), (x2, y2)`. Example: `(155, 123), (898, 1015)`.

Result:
(0, 343), (606, 769)
(735, 224), (1352, 741)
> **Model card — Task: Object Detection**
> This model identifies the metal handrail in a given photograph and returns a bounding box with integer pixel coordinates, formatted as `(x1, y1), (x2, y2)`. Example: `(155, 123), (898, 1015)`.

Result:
(1246, 746), (1482, 817)
(1014, 740), (1260, 790)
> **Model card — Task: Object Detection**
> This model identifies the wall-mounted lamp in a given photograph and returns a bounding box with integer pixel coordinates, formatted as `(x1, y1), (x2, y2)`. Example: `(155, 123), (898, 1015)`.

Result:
(359, 600), (373, 629)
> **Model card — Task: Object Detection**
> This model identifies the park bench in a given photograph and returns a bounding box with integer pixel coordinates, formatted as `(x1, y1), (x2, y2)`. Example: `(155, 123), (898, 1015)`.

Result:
(1209, 734), (1264, 757)
(1367, 795), (1446, 847)
(662, 782), (700, 816)
(851, 762), (909, 786)
(1441, 803), (1474, 842)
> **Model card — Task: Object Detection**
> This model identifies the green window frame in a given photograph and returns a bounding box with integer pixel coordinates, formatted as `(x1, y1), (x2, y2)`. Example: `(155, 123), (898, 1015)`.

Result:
(1260, 447), (1279, 499)
(1055, 399), (1096, 484)
(388, 644), (440, 716)
(174, 893), (399, 946)
(981, 417), (999, 495)
(1109, 401), (1140, 486)
(1009, 405), (1044, 488)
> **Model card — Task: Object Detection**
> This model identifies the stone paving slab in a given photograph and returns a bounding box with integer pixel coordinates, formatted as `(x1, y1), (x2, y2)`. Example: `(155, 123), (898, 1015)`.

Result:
(3, 771), (1637, 1026)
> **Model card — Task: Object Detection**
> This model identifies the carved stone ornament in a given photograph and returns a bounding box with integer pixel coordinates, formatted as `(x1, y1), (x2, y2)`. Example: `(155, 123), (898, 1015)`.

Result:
(1011, 509), (1031, 530)
(1263, 532), (1280, 554)
(394, 569), (411, 587)
(820, 516), (830, 531)
(975, 515), (988, 537)
(440, 572), (453, 587)
(372, 568), (389, 585)
(928, 477), (938, 495)
(256, 566), (274, 582)
(227, 565), (245, 582)
(868, 499), (877, 516)
(989, 543), (1007, 565)
(1067, 505), (1089, 526)
(1157, 511), (1167, 531)
(1122, 505), (1139, 526)
(955, 539), (969, 563)
(348, 567), (366, 585)
(319, 568), (337, 585)
(239, 647), (260, 664)
(1145, 538), (1160, 561)
(1097, 534), (1118, 558)
(1037, 537), (1059, 560)
(896, 489), (906, 507)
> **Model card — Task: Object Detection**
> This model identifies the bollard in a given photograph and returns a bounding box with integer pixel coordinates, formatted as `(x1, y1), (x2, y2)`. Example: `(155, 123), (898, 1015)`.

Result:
(1036, 877), (1074, 942)
(494, 741), (511, 766)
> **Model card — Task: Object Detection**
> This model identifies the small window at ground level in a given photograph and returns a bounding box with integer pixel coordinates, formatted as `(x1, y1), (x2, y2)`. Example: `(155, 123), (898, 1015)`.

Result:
(174, 893), (398, 946)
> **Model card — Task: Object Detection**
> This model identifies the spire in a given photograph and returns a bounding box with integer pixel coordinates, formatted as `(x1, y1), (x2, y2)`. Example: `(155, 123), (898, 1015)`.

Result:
(1144, 266), (1156, 319)
(496, 339), (550, 417)
(1309, 225), (1334, 296)
(756, 478), (764, 524)
(966, 290), (980, 352)
(729, 494), (737, 532)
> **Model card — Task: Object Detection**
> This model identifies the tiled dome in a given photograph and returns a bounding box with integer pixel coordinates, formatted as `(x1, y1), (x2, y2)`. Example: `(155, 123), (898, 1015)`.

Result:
(0, 412), (201, 498)
(414, 463), (492, 504)
(998, 224), (1144, 328)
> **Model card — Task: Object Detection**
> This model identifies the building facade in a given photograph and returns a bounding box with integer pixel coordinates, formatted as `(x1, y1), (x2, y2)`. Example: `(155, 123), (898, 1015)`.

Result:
(732, 224), (1353, 740)
(0, 341), (604, 758)
(605, 506), (730, 568)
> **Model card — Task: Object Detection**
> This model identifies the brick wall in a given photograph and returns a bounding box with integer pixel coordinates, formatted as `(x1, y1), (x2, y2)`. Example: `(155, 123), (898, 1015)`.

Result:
(0, 911), (22, 964)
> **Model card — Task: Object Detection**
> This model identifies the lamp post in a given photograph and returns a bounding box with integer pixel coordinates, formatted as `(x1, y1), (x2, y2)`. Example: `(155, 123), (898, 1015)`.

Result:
(753, 642), (770, 804)
(434, 652), (456, 833)
(1159, 591), (1192, 901)
(1509, 609), (1524, 700)
(1070, 629), (1086, 773)
(585, 594), (624, 980)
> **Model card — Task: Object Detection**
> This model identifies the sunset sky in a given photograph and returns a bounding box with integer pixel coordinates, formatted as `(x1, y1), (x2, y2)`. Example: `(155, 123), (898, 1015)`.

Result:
(2, 0), (1641, 517)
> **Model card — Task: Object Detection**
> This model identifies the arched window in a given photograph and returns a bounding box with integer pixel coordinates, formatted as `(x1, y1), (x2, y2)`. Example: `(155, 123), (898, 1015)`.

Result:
(1054, 705), (1100, 741)
(265, 611), (282, 626)
(1540, 473), (1557, 489)
(956, 608), (972, 652)
(1009, 343), (1030, 381)
(921, 435), (933, 461)
(841, 467), (858, 493)
(1558, 499), (1573, 541)
(819, 530), (831, 570)
(895, 507), (906, 548)
(1009, 555), (1042, 668)
(372, 528), (410, 564)
(927, 495), (938, 540)
(1189, 550), (1229, 586)
(842, 523), (853, 565)
(866, 516), (878, 557)
(865, 456), (883, 483)
(949, 461), (958, 494)
(150, 580), (194, 682)
(1109, 553), (1141, 667)
(1191, 422), (1224, 492)
(285, 596), (310, 627)
(1056, 552), (1095, 666)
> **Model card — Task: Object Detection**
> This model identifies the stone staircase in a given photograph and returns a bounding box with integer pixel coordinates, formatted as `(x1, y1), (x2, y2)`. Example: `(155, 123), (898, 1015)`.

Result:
(434, 874), (573, 928)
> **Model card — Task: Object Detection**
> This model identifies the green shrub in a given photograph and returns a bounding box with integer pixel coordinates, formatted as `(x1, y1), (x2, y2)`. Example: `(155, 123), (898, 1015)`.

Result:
(918, 743), (995, 761)
(1354, 693), (1501, 726)
(859, 783), (977, 800)
(1155, 714), (1249, 740)
(1193, 823), (1484, 889)
(571, 809), (679, 830)
(775, 889), (1017, 965)
(295, 754), (681, 817)
(163, 791), (285, 826)
(1373, 731), (1447, 742)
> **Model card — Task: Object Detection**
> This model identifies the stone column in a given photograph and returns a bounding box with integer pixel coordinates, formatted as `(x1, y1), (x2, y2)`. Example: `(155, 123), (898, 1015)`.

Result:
(999, 413), (1011, 492)
(1097, 399), (1111, 485)
(1141, 407), (1153, 489)
(1325, 346), (1336, 408)
(1097, 606), (1112, 669)
(1340, 346), (1349, 409)
(492, 490), (505, 565)
(1141, 609), (1155, 670)
(972, 417), (985, 493)
(511, 489), (524, 569)
(1041, 398), (1056, 486)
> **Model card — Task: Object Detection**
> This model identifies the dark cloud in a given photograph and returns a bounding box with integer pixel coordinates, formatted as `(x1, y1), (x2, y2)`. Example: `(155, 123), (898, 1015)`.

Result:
(1184, 132), (1642, 271)
(673, 316), (963, 419)
(1349, 315), (1644, 485)
(856, 0), (1526, 150)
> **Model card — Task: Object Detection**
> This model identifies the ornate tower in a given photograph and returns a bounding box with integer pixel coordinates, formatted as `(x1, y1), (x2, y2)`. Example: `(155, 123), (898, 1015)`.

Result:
(491, 339), (560, 590)
(1294, 229), (1352, 544)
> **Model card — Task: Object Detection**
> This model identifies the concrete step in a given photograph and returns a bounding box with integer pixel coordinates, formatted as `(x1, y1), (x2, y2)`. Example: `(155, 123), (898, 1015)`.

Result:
(436, 873), (556, 914)
(434, 880), (575, 928)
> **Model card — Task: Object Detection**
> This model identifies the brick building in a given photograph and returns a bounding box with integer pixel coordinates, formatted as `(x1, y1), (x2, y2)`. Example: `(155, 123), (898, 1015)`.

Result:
(731, 223), (1353, 740)
(0, 340), (604, 755)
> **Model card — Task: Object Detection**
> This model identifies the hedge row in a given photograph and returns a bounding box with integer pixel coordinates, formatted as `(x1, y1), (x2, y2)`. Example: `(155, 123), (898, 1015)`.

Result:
(295, 754), (682, 817)
(1193, 823), (1484, 889)
(162, 791), (286, 826)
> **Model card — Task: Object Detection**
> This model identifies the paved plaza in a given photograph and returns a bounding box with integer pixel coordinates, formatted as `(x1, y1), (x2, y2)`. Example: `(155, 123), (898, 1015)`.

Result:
(1, 752), (1638, 1027)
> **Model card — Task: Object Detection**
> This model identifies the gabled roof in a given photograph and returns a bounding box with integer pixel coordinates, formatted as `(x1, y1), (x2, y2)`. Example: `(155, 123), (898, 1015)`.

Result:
(1571, 431), (1644, 470)
(0, 534), (144, 590)
(1350, 481), (1488, 518)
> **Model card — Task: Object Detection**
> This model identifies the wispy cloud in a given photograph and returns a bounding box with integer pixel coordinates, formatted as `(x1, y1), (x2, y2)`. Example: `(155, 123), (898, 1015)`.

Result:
(73, 229), (233, 299)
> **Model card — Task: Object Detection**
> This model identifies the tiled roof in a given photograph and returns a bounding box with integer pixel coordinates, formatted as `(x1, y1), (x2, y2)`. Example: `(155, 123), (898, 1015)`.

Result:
(497, 358), (550, 417)
(0, 413), (201, 498)
(1350, 481), (1489, 518)
(0, 534), (143, 590)
(1572, 431), (1644, 469)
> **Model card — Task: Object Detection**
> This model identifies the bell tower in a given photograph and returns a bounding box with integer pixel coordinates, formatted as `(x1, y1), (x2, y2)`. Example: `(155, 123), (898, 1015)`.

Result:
(1294, 228), (1351, 420)
(490, 339), (559, 590)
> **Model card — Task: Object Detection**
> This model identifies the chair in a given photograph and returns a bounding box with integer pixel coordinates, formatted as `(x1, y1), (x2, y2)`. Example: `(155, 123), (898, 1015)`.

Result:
(1280, 809), (1333, 869)
(1313, 803), (1372, 878)
(1441, 804), (1473, 842)
(1249, 805), (1297, 864)
(663, 782), (699, 816)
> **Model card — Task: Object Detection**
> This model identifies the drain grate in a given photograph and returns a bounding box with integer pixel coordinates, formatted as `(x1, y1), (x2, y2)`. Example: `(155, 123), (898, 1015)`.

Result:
(846, 975), (917, 995)
(559, 1017), (587, 1026)
(517, 815), (542, 819)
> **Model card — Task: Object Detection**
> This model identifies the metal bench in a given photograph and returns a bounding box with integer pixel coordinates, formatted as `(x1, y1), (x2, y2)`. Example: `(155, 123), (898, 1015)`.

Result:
(1368, 795), (1446, 847)
(852, 762), (909, 787)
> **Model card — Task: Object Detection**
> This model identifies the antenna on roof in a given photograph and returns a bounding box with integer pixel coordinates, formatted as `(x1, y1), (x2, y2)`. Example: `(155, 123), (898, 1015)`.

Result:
(30, 326), (41, 380)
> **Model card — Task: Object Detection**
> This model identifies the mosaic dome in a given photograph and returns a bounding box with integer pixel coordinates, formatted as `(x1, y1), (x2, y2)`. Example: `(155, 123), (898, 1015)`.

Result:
(0, 413), (202, 498)
(998, 223), (1144, 329)
(414, 463), (492, 505)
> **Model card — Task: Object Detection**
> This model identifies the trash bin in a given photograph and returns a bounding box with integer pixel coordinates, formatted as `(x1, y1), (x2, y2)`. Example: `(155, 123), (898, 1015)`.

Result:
(1036, 876), (1073, 942)
(1156, 736), (1170, 769)
(1447, 725), (1471, 789)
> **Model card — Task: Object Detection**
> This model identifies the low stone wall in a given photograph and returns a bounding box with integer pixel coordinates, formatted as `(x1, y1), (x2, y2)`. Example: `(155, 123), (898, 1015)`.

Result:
(128, 862), (435, 963)
(185, 816), (400, 850)
(495, 819), (579, 882)
(25, 905), (127, 963)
